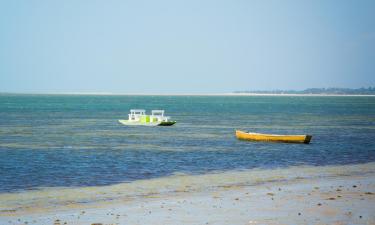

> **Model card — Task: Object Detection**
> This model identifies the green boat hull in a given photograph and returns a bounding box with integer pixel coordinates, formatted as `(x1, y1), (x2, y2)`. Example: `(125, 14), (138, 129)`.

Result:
(158, 121), (176, 126)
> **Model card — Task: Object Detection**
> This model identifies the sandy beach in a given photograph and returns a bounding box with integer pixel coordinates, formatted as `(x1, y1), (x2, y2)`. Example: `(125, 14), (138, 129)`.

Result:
(1, 163), (374, 225)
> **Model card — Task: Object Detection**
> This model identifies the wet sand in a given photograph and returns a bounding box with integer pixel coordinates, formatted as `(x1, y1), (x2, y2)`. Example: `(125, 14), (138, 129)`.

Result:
(1, 163), (374, 225)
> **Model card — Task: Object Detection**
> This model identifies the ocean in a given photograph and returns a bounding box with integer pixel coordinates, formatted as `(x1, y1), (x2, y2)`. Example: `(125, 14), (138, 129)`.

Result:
(0, 94), (374, 193)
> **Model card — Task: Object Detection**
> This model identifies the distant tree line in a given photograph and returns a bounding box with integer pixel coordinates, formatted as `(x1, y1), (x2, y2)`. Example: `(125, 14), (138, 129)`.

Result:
(234, 87), (375, 95)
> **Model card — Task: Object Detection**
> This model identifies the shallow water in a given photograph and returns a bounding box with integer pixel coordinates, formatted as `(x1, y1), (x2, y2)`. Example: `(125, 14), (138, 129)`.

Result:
(0, 94), (374, 192)
(1, 162), (374, 212)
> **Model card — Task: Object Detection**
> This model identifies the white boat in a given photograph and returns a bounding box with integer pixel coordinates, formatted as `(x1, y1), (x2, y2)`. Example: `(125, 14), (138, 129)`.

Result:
(119, 109), (176, 126)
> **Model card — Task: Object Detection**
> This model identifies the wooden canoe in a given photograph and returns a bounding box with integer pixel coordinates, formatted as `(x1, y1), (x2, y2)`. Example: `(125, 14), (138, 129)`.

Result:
(235, 130), (312, 144)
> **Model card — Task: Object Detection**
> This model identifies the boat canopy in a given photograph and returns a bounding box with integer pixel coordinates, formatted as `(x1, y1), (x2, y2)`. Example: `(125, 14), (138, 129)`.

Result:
(151, 110), (164, 116)
(130, 109), (146, 115)
(129, 109), (145, 121)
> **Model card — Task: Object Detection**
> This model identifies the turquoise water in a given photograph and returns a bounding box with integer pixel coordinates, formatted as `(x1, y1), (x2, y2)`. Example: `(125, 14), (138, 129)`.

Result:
(0, 94), (374, 192)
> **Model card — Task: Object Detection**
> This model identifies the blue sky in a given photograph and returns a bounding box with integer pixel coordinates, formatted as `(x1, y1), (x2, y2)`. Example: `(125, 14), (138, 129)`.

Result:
(0, 0), (374, 93)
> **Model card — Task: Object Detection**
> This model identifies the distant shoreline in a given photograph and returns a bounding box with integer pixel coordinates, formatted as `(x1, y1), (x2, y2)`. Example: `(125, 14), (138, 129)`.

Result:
(1, 92), (375, 97)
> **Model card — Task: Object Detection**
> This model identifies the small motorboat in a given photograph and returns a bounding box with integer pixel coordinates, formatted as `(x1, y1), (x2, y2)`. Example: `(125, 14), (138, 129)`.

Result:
(235, 130), (312, 144)
(119, 109), (176, 126)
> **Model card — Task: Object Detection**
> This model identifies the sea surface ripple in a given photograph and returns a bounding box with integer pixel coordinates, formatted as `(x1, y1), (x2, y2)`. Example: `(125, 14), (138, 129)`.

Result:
(0, 94), (374, 192)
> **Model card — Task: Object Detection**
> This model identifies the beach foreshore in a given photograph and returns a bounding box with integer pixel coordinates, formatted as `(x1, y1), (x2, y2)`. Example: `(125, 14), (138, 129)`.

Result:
(1, 163), (374, 225)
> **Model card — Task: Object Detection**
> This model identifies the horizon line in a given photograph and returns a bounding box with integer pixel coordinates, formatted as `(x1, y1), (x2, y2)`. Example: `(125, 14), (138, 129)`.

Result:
(1, 91), (375, 97)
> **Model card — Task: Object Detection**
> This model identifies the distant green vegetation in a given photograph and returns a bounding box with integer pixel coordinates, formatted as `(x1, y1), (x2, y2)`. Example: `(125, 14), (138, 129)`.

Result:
(234, 87), (375, 95)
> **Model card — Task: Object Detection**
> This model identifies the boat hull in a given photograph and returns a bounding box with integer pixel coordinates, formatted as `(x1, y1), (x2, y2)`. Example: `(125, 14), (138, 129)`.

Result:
(158, 121), (176, 126)
(235, 130), (312, 144)
(118, 120), (176, 126)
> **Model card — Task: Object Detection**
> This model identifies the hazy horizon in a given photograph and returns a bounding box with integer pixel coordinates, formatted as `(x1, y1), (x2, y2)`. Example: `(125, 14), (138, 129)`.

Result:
(1, 0), (374, 94)
(1, 86), (375, 96)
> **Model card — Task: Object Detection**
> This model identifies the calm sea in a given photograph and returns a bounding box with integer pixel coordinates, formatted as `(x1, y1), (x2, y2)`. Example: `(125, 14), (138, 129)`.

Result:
(0, 94), (374, 193)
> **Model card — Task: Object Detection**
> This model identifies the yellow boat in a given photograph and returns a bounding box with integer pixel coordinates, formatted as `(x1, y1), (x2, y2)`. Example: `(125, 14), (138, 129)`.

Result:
(235, 130), (312, 144)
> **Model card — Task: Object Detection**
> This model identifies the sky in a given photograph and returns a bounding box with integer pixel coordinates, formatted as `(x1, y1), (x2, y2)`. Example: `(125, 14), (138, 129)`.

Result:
(0, 0), (374, 94)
